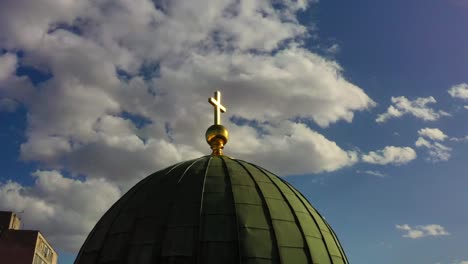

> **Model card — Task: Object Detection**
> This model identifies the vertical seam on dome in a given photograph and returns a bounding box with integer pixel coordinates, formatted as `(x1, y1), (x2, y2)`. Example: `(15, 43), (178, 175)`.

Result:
(85, 162), (180, 264)
(177, 156), (207, 184)
(220, 156), (242, 264)
(281, 180), (336, 264)
(118, 165), (182, 264)
(155, 156), (206, 262)
(195, 156), (212, 264)
(167, 159), (192, 176)
(232, 158), (281, 264)
(286, 179), (349, 263)
(252, 164), (314, 264)
(323, 221), (349, 263)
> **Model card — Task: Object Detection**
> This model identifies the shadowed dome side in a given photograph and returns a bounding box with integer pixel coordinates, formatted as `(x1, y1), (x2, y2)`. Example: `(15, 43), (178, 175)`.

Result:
(75, 156), (348, 264)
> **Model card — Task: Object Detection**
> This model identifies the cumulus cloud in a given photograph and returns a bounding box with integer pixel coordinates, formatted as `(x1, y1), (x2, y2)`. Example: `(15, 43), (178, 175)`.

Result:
(0, 0), (375, 180)
(448, 83), (468, 100)
(418, 128), (448, 141)
(376, 96), (449, 123)
(21, 114), (204, 187)
(0, 171), (121, 252)
(415, 127), (451, 162)
(362, 146), (417, 165)
(229, 121), (358, 175)
(0, 0), (375, 253)
(396, 224), (449, 239)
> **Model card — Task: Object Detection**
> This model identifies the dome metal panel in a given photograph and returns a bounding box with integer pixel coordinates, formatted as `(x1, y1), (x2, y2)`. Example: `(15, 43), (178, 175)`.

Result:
(75, 156), (348, 264)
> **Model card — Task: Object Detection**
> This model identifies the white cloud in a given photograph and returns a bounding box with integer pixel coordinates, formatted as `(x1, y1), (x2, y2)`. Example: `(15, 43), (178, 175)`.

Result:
(21, 114), (204, 187)
(415, 137), (452, 162)
(357, 170), (386, 177)
(362, 146), (417, 165)
(376, 96), (449, 123)
(0, 52), (35, 105)
(448, 83), (468, 100)
(396, 224), (449, 239)
(418, 127), (448, 141)
(0, 0), (375, 181)
(0, 171), (121, 252)
(415, 128), (454, 162)
(229, 121), (358, 175)
(0, 0), (375, 253)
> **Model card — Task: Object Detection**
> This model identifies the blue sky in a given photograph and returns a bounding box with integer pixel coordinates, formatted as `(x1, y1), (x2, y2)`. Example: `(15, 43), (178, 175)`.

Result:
(0, 0), (467, 263)
(299, 1), (468, 263)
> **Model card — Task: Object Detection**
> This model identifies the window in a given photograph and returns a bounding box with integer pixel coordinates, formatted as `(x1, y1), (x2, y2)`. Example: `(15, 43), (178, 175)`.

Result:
(33, 254), (47, 264)
(43, 245), (53, 260)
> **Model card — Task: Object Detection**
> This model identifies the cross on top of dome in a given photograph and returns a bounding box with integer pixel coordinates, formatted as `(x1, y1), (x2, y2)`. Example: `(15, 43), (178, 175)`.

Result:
(205, 91), (229, 156)
(208, 91), (227, 125)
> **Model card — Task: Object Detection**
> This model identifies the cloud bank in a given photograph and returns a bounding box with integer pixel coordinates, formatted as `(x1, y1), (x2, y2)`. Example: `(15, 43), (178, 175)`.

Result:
(0, 0), (375, 253)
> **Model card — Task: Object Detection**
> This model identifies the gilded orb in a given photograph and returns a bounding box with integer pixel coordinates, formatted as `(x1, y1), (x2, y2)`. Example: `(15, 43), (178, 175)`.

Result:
(205, 124), (229, 155)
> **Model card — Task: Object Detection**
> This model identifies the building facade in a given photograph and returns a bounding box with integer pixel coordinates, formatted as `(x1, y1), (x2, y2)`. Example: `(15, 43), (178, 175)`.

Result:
(0, 211), (57, 264)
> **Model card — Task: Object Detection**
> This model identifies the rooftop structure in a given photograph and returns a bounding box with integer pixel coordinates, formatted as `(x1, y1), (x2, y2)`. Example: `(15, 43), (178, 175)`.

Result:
(75, 91), (348, 263)
(0, 211), (58, 264)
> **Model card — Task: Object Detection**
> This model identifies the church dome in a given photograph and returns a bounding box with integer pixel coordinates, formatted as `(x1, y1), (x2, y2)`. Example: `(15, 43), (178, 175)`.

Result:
(75, 155), (349, 264)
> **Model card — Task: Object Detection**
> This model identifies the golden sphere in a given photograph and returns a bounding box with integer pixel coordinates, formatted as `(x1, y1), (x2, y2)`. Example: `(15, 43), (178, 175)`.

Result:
(205, 124), (229, 145)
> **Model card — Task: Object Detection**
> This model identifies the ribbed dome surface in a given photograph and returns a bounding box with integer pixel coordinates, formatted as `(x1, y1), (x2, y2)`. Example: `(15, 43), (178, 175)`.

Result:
(75, 156), (348, 264)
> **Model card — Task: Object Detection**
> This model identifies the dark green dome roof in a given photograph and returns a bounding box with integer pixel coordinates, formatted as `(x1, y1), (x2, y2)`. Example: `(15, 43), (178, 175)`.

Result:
(75, 156), (348, 264)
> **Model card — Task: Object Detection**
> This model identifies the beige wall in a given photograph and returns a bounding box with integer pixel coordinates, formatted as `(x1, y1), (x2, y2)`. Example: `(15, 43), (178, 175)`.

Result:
(9, 213), (21, 230)
(32, 233), (57, 264)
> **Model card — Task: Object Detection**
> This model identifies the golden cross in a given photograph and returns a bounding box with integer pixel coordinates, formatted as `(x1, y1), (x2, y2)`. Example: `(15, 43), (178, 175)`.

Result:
(208, 91), (226, 125)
